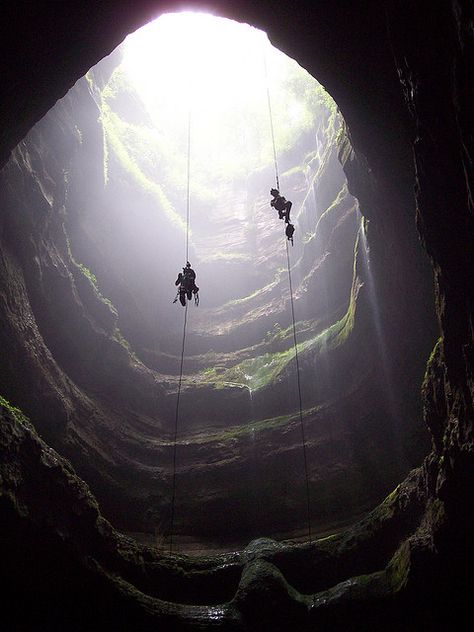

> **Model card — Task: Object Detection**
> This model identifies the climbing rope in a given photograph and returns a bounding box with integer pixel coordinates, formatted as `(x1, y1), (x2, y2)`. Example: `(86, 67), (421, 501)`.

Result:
(185, 110), (191, 263)
(265, 46), (312, 544)
(263, 52), (280, 191)
(169, 110), (192, 553)
(285, 240), (312, 544)
(169, 302), (188, 553)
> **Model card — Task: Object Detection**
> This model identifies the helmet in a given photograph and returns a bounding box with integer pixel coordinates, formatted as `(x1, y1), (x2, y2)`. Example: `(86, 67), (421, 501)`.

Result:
(185, 261), (191, 267)
(270, 188), (279, 196)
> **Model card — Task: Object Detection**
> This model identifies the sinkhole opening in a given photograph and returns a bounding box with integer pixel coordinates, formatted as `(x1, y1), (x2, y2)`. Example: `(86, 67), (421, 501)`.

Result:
(73, 11), (357, 381)
(10, 11), (433, 554)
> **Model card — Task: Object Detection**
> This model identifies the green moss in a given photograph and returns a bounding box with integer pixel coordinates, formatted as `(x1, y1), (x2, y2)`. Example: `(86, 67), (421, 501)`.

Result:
(315, 84), (338, 116)
(316, 221), (361, 351)
(387, 541), (411, 593)
(199, 346), (295, 392)
(101, 68), (127, 101)
(101, 107), (185, 232)
(113, 328), (139, 361)
(335, 122), (347, 149)
(76, 262), (98, 288)
(330, 295), (356, 348)
(0, 395), (28, 425)
(199, 301), (354, 393)
(243, 349), (295, 390)
(422, 337), (443, 387)
(66, 238), (119, 328)
(367, 485), (401, 525)
(70, 258), (117, 314)
(427, 337), (443, 366)
(85, 71), (94, 91)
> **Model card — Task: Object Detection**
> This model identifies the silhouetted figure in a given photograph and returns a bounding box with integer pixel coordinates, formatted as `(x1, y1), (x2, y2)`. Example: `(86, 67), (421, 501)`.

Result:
(286, 222), (295, 245)
(174, 261), (199, 306)
(270, 188), (292, 223)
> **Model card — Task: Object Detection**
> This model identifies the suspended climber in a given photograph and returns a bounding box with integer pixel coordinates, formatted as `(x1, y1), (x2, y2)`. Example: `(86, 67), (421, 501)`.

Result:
(270, 188), (292, 223)
(174, 262), (199, 307)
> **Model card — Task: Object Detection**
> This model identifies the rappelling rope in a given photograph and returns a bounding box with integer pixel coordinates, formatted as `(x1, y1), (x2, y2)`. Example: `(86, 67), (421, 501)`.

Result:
(285, 240), (312, 544)
(185, 110), (191, 263)
(169, 302), (187, 553)
(169, 110), (192, 553)
(263, 52), (280, 191)
(265, 46), (312, 544)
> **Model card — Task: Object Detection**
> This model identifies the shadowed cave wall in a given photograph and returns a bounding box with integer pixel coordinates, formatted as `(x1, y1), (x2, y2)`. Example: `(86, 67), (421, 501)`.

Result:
(0, 1), (473, 630)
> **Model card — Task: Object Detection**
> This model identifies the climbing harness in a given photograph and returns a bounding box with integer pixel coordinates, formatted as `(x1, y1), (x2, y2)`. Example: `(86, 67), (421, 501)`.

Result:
(264, 48), (312, 544)
(173, 290), (199, 306)
(173, 268), (200, 307)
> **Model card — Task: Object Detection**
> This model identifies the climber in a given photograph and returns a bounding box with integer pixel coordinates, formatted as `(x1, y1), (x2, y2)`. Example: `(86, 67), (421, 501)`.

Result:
(270, 188), (292, 223)
(286, 222), (295, 245)
(174, 262), (199, 306)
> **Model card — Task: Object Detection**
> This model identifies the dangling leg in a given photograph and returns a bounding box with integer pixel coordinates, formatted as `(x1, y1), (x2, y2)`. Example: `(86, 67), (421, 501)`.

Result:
(179, 291), (186, 306)
(285, 201), (292, 223)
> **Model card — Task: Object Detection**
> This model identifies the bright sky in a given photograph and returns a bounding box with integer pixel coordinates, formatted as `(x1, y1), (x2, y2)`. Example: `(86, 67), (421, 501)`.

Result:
(121, 12), (312, 179)
(123, 12), (274, 117)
